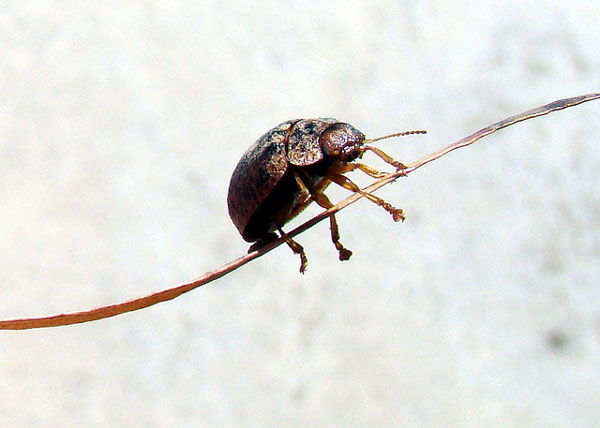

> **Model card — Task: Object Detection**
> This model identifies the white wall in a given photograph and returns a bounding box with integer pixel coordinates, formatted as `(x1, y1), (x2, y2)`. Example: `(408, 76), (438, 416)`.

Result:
(1, 1), (599, 426)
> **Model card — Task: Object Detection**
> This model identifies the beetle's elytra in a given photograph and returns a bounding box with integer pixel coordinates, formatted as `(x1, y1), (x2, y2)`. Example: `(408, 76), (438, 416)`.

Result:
(227, 118), (425, 273)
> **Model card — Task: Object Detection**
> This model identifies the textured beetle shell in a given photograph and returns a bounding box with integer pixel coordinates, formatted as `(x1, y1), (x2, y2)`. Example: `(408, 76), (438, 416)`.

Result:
(287, 118), (337, 166)
(227, 120), (297, 241)
(227, 118), (340, 242)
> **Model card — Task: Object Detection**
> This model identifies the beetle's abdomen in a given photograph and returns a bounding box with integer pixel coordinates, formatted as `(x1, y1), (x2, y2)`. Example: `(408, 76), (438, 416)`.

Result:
(240, 162), (332, 241)
(240, 171), (300, 241)
(227, 120), (298, 240)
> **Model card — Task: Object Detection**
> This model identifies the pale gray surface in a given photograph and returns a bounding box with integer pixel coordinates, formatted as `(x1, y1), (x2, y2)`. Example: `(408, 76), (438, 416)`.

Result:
(1, 1), (599, 427)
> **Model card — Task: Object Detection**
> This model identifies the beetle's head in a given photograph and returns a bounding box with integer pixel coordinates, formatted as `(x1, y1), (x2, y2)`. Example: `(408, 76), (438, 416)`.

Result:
(320, 123), (366, 163)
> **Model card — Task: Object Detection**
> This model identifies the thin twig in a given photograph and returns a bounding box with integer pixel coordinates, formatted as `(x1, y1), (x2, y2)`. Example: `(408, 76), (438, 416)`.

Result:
(1, 93), (598, 330)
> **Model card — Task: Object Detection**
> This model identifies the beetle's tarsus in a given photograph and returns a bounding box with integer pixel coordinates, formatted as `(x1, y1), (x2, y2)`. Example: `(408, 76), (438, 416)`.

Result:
(298, 253), (308, 274)
(331, 226), (353, 261)
(277, 227), (308, 274)
(337, 247), (353, 261)
(389, 207), (406, 222)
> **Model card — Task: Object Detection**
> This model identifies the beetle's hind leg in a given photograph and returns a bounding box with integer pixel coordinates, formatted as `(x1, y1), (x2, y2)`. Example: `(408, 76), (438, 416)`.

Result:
(293, 172), (353, 262)
(248, 232), (279, 253)
(276, 226), (308, 274)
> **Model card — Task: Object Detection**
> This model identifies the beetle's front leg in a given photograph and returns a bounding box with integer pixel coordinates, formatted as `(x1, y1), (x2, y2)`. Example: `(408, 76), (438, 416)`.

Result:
(331, 161), (388, 178)
(327, 172), (405, 222)
(360, 145), (407, 170)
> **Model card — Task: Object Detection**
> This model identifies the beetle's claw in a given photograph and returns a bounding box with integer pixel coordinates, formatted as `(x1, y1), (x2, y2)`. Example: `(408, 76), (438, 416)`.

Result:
(338, 248), (353, 261)
(391, 208), (406, 222)
(379, 201), (406, 222)
(298, 253), (308, 274)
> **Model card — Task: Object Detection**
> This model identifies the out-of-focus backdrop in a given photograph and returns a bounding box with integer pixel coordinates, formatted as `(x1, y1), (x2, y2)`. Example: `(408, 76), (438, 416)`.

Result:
(1, 2), (599, 427)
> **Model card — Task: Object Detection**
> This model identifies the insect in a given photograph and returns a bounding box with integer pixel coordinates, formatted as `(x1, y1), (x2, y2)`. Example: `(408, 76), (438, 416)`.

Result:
(227, 118), (425, 273)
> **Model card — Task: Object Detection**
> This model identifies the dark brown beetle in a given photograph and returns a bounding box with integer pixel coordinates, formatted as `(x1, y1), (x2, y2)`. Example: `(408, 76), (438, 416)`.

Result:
(227, 118), (425, 273)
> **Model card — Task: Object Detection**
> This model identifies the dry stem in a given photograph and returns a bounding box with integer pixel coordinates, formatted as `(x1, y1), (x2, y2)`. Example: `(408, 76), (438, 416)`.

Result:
(1, 93), (599, 330)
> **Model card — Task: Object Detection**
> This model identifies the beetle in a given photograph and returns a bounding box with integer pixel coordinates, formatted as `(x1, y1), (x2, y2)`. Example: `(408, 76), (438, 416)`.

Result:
(227, 118), (425, 273)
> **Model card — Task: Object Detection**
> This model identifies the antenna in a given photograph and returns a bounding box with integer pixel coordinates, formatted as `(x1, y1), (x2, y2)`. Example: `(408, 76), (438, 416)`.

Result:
(365, 129), (427, 144)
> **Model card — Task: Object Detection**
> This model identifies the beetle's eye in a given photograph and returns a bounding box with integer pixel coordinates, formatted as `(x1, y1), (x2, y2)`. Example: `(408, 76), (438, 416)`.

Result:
(342, 145), (357, 156)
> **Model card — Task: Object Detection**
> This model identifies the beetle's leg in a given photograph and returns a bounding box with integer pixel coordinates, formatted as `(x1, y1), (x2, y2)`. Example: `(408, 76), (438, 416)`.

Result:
(360, 146), (407, 170)
(292, 170), (312, 205)
(327, 172), (405, 222)
(292, 172), (352, 261)
(312, 189), (353, 261)
(333, 162), (388, 178)
(248, 232), (279, 253)
(276, 226), (308, 274)
(279, 171), (314, 222)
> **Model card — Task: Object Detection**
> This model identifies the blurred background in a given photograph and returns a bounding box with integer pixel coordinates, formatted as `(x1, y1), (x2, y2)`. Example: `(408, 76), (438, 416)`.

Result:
(1, 1), (599, 426)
